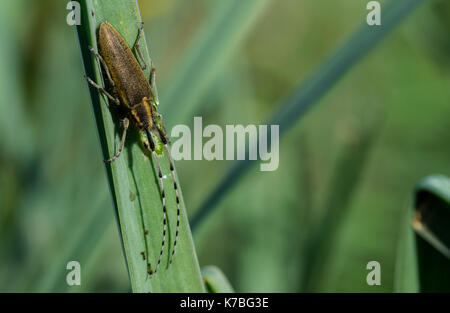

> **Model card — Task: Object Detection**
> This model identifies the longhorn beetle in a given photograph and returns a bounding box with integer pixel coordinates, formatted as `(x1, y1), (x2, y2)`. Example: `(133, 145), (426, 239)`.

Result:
(84, 21), (180, 275)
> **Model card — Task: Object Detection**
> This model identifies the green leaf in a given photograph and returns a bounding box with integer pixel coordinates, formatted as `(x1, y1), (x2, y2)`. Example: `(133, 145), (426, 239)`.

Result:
(413, 175), (450, 292)
(202, 266), (234, 293)
(76, 0), (204, 292)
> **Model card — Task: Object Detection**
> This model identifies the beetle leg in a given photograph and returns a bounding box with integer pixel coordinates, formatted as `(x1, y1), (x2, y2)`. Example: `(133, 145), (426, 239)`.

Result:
(134, 22), (147, 71)
(88, 46), (115, 87)
(149, 66), (159, 106)
(105, 118), (130, 163)
(150, 66), (156, 89)
(84, 75), (120, 105)
(133, 23), (159, 106)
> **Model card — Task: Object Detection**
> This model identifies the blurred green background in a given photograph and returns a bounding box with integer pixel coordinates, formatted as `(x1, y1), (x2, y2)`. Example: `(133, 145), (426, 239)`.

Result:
(0, 0), (449, 292)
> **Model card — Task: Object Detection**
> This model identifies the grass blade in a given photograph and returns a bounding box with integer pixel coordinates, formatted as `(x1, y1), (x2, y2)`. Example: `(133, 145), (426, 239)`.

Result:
(76, 0), (204, 292)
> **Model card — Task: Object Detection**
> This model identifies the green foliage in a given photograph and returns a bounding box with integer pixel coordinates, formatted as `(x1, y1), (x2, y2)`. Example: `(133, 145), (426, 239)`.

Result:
(190, 0), (427, 231)
(301, 121), (380, 291)
(0, 0), (449, 293)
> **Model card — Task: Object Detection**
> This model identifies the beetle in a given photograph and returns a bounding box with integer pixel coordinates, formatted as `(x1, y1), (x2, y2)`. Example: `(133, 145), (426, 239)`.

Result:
(84, 21), (180, 275)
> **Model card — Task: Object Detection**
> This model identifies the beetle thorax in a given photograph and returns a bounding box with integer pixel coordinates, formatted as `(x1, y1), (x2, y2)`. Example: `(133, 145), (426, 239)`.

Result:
(130, 97), (154, 129)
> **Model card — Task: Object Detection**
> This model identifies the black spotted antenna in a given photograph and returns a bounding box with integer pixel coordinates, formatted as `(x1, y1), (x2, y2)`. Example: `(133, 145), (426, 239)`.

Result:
(145, 129), (167, 275)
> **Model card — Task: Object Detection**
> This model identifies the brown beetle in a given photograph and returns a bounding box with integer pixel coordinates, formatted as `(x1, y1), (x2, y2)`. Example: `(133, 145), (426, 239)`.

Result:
(85, 22), (180, 275)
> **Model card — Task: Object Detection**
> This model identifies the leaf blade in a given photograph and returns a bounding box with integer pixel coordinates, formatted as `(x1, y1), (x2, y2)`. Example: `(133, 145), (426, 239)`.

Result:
(76, 0), (204, 292)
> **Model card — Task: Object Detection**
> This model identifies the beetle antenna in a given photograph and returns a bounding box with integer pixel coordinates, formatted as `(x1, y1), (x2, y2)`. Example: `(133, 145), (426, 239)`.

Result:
(145, 129), (167, 275)
(163, 143), (180, 266)
(154, 126), (181, 267)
